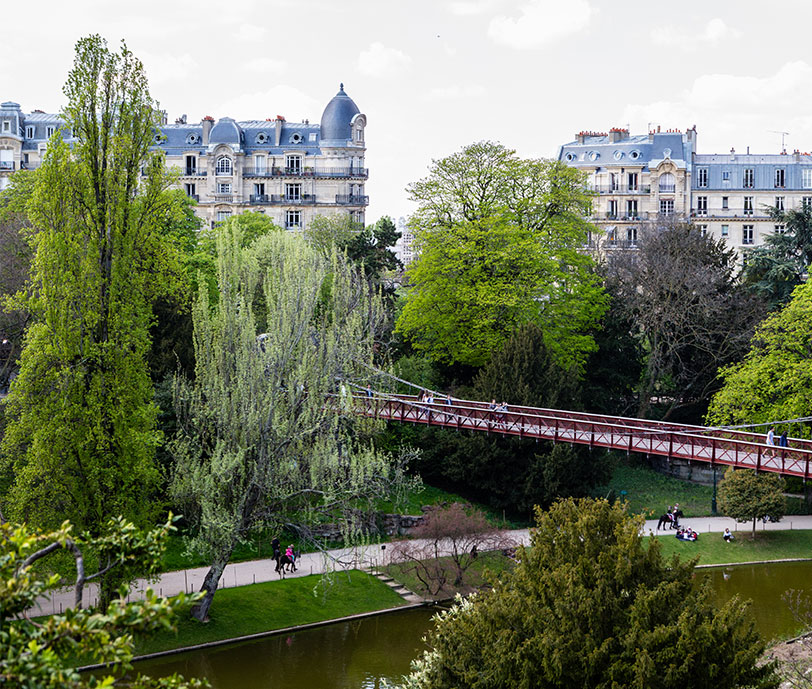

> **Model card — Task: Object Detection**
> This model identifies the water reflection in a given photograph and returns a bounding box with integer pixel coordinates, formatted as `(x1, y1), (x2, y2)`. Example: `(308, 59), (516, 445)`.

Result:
(135, 607), (435, 689)
(701, 560), (812, 640)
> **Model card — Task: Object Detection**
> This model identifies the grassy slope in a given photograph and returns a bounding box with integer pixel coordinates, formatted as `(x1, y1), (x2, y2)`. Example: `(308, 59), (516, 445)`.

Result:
(134, 571), (407, 656)
(647, 529), (812, 566)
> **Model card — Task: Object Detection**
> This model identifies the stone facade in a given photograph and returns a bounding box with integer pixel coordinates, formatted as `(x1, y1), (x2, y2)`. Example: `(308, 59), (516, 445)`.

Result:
(558, 126), (812, 262)
(0, 85), (368, 231)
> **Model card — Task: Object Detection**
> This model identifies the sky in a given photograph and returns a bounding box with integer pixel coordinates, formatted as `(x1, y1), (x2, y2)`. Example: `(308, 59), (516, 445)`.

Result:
(5, 0), (812, 222)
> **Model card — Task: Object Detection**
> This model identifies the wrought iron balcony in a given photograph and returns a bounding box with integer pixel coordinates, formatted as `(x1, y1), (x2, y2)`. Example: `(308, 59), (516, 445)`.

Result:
(658, 184), (676, 193)
(335, 194), (369, 206)
(590, 184), (651, 194)
(183, 168), (206, 176)
(213, 193), (234, 202)
(243, 166), (368, 178)
(0, 161), (14, 171)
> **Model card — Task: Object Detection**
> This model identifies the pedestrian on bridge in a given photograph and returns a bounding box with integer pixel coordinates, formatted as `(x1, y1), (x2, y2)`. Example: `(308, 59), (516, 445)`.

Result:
(766, 427), (776, 458)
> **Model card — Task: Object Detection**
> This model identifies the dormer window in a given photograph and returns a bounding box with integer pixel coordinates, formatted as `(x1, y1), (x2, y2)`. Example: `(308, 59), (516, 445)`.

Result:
(2, 121), (10, 133)
(355, 126), (364, 143)
(255, 132), (268, 144)
(186, 133), (199, 145)
(46, 126), (55, 137)
(25, 125), (34, 138)
(290, 132), (303, 144)
(216, 156), (233, 175)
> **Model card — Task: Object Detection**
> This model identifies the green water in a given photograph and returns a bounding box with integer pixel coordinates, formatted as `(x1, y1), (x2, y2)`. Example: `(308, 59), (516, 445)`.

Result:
(135, 561), (812, 688)
(701, 560), (812, 641)
(134, 607), (435, 689)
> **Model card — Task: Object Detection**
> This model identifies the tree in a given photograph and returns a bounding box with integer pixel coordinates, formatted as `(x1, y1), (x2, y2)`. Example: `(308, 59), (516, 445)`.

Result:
(0, 515), (204, 689)
(0, 36), (182, 605)
(401, 498), (779, 689)
(718, 468), (785, 539)
(407, 324), (610, 515)
(170, 226), (408, 622)
(0, 172), (36, 393)
(388, 503), (514, 596)
(706, 278), (812, 431)
(607, 220), (765, 420)
(396, 141), (606, 371)
(742, 203), (812, 309)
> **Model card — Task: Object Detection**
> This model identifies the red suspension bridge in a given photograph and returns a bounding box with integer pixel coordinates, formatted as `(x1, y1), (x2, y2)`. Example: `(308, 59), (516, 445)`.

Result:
(354, 392), (812, 480)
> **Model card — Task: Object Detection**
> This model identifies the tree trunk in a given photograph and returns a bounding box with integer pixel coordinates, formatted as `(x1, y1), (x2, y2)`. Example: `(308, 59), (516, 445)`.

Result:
(191, 548), (233, 622)
(752, 516), (757, 540)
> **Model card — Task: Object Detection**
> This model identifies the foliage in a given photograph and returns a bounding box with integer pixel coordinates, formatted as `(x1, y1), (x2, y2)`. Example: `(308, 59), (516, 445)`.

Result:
(0, 172), (36, 392)
(396, 141), (606, 370)
(388, 503), (515, 595)
(0, 37), (181, 608)
(706, 278), (812, 434)
(170, 226), (409, 621)
(408, 324), (609, 516)
(401, 498), (779, 689)
(0, 516), (204, 689)
(607, 220), (765, 420)
(741, 203), (812, 309)
(718, 468), (786, 538)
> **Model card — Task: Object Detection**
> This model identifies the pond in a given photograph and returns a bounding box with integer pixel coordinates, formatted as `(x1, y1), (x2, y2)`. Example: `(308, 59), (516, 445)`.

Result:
(134, 607), (436, 689)
(135, 560), (812, 688)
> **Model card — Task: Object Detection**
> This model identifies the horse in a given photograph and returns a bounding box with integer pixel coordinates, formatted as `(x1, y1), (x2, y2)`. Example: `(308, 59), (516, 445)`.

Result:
(274, 553), (297, 576)
(656, 509), (683, 530)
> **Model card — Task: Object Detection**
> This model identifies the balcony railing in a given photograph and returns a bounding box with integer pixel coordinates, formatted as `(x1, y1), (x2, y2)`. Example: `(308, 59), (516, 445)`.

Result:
(187, 194), (199, 202)
(658, 185), (676, 193)
(590, 184), (651, 194)
(607, 239), (639, 249)
(20, 162), (40, 170)
(182, 168), (207, 176)
(0, 161), (14, 171)
(602, 211), (648, 220)
(243, 166), (369, 179)
(213, 193), (234, 202)
(250, 194), (270, 204)
(285, 222), (303, 230)
(335, 194), (369, 206)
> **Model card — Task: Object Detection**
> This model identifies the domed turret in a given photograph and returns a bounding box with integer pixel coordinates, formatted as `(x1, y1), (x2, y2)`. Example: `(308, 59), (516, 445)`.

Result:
(320, 84), (361, 145)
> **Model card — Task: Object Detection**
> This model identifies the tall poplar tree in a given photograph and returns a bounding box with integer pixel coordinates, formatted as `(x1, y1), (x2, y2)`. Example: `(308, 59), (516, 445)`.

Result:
(171, 227), (407, 622)
(0, 36), (180, 603)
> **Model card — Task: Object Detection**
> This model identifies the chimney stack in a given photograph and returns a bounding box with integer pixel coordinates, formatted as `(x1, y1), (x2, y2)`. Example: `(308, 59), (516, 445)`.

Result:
(202, 116), (214, 145)
(275, 115), (286, 146)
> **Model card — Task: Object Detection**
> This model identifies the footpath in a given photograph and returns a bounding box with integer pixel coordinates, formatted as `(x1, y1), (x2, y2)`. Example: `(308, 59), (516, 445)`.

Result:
(33, 516), (812, 615)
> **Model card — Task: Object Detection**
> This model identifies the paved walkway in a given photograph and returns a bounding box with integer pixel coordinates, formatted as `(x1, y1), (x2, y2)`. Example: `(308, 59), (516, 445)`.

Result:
(32, 516), (812, 615)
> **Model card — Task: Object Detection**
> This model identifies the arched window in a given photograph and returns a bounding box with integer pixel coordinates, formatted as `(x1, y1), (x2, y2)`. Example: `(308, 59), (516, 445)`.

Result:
(658, 172), (675, 193)
(216, 155), (232, 175)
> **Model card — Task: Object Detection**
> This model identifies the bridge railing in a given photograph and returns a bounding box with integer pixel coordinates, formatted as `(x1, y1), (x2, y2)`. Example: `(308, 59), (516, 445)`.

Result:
(351, 394), (812, 479)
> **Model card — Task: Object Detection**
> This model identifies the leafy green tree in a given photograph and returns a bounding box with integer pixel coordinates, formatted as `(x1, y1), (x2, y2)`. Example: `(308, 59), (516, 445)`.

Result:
(742, 204), (812, 309)
(608, 220), (765, 420)
(0, 515), (204, 689)
(401, 498), (778, 689)
(170, 226), (408, 622)
(396, 141), (606, 370)
(706, 278), (812, 431)
(718, 468), (785, 539)
(409, 324), (609, 515)
(0, 172), (36, 393)
(0, 36), (182, 604)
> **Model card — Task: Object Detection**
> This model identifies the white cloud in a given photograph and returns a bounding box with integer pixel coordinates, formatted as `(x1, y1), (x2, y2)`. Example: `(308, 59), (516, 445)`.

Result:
(621, 61), (812, 154)
(244, 57), (287, 75)
(448, 0), (503, 15)
(651, 18), (740, 50)
(234, 24), (267, 42)
(357, 42), (412, 78)
(140, 53), (197, 85)
(216, 85), (321, 122)
(422, 84), (486, 101)
(488, 0), (592, 49)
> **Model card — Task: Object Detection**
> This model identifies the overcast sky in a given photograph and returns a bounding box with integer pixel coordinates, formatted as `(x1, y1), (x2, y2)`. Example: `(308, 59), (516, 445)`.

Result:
(5, 0), (812, 221)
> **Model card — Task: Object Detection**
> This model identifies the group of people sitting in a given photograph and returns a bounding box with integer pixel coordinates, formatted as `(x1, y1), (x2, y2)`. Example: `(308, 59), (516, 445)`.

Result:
(676, 527), (699, 542)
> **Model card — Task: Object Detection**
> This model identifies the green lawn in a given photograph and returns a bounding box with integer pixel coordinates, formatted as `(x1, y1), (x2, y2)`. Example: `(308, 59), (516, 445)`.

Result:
(647, 528), (812, 566)
(599, 462), (716, 518)
(133, 571), (407, 656)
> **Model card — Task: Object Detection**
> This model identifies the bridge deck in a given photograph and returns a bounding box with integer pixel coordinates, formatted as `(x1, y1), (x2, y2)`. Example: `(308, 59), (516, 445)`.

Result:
(356, 394), (812, 479)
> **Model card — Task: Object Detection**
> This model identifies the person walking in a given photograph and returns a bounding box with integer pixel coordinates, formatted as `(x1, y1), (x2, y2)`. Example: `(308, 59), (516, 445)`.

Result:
(766, 427), (776, 458)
